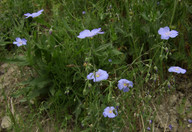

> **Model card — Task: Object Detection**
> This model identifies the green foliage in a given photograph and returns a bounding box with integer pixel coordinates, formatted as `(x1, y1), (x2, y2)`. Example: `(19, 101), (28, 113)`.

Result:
(0, 0), (192, 131)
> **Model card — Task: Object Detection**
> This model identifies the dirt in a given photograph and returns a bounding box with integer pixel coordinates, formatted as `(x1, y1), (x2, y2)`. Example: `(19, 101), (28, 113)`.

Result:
(0, 63), (192, 131)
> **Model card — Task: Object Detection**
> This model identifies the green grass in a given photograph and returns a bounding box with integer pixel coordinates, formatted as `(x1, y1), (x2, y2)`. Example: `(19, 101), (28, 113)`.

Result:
(0, 0), (192, 131)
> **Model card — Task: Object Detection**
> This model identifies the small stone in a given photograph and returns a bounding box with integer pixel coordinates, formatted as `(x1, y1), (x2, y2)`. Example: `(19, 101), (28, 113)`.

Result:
(59, 129), (65, 132)
(154, 127), (161, 132)
(30, 99), (34, 104)
(178, 92), (184, 97)
(1, 116), (12, 129)
(185, 100), (191, 108)
(169, 95), (177, 106)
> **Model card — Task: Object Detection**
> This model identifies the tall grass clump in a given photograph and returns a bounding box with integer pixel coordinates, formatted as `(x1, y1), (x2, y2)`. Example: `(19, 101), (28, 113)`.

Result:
(0, 0), (192, 131)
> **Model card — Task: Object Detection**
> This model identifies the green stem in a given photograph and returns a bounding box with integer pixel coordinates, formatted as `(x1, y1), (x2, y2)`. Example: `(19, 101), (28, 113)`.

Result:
(170, 0), (178, 27)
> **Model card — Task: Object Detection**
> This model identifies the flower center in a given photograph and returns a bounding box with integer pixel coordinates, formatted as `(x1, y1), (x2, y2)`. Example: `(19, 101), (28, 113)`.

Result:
(124, 83), (128, 87)
(96, 74), (100, 77)
(109, 110), (112, 113)
(19, 42), (23, 44)
(175, 68), (179, 71)
(165, 31), (171, 36)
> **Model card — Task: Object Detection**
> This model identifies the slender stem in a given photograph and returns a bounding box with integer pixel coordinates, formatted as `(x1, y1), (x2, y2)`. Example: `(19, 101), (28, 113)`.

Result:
(170, 0), (178, 27)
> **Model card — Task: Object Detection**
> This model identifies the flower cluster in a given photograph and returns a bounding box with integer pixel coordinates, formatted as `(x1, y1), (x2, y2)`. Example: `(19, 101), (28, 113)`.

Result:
(13, 7), (189, 123)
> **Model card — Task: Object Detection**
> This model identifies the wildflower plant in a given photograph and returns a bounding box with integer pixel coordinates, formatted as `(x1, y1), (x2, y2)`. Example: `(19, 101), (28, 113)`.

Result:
(87, 69), (109, 82)
(13, 38), (27, 47)
(158, 26), (178, 40)
(103, 106), (118, 118)
(77, 28), (104, 39)
(24, 9), (44, 18)
(168, 66), (186, 74)
(118, 79), (133, 92)
(1, 0), (192, 131)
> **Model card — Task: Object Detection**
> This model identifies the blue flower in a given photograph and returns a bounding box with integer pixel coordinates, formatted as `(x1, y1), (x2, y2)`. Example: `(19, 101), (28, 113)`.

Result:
(87, 69), (109, 82)
(149, 120), (152, 124)
(77, 28), (104, 39)
(169, 125), (173, 130)
(82, 11), (86, 14)
(24, 9), (44, 18)
(108, 59), (112, 62)
(188, 119), (192, 124)
(147, 127), (151, 131)
(103, 106), (117, 118)
(13, 38), (27, 47)
(158, 26), (178, 40)
(168, 66), (186, 74)
(118, 79), (133, 92)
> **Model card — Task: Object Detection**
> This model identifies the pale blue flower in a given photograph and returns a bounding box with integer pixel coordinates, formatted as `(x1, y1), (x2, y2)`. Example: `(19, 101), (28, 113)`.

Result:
(13, 38), (27, 47)
(82, 11), (86, 14)
(118, 79), (133, 92)
(77, 28), (104, 39)
(158, 26), (178, 40)
(149, 120), (152, 124)
(87, 69), (108, 82)
(147, 127), (151, 131)
(103, 106), (117, 118)
(168, 66), (186, 74)
(108, 59), (112, 62)
(24, 9), (44, 18)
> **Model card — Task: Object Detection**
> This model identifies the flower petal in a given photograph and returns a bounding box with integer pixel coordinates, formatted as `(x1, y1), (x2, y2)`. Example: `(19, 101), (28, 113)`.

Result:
(123, 87), (130, 92)
(87, 73), (94, 80)
(77, 30), (91, 38)
(161, 35), (169, 40)
(169, 30), (178, 38)
(24, 13), (32, 18)
(16, 37), (21, 42)
(13, 42), (18, 45)
(37, 9), (44, 14)
(93, 69), (108, 82)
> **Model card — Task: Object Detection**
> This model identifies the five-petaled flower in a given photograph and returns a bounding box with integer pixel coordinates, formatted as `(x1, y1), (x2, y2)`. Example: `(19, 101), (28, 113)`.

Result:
(103, 106), (118, 118)
(118, 79), (133, 92)
(158, 26), (178, 40)
(87, 69), (108, 82)
(168, 66), (186, 74)
(24, 9), (44, 18)
(77, 28), (104, 39)
(13, 38), (27, 47)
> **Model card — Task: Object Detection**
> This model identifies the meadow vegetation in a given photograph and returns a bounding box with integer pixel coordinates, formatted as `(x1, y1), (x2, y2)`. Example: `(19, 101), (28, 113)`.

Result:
(0, 0), (192, 131)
